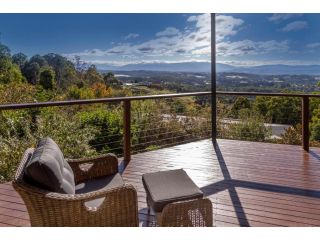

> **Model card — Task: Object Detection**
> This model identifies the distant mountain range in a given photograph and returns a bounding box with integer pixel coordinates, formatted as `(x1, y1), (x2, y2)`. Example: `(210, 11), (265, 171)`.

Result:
(97, 61), (320, 75)
(97, 62), (211, 73)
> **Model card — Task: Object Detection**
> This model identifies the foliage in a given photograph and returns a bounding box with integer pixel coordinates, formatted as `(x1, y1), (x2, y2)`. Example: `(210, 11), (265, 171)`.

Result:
(219, 109), (272, 142)
(39, 67), (56, 90)
(29, 54), (48, 68)
(85, 65), (104, 85)
(67, 85), (95, 100)
(0, 43), (11, 59)
(12, 52), (28, 69)
(229, 96), (251, 118)
(0, 58), (24, 84)
(22, 61), (41, 84)
(78, 108), (122, 153)
(253, 96), (300, 124)
(0, 82), (37, 104)
(0, 110), (36, 181)
(91, 82), (112, 98)
(43, 53), (78, 88)
(0, 107), (98, 181)
(104, 72), (123, 88)
(35, 108), (97, 158)
(277, 124), (302, 145)
(311, 109), (320, 141)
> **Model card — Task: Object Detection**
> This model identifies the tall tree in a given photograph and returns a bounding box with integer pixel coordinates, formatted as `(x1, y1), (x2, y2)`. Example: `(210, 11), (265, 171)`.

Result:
(85, 65), (103, 85)
(39, 67), (56, 90)
(12, 53), (28, 69)
(0, 43), (11, 59)
(29, 54), (48, 68)
(22, 62), (40, 84)
(0, 57), (23, 84)
(44, 53), (78, 88)
(103, 72), (122, 87)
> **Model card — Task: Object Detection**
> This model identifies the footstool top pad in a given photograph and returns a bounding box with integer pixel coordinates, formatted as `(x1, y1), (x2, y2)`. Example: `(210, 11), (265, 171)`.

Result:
(142, 169), (203, 212)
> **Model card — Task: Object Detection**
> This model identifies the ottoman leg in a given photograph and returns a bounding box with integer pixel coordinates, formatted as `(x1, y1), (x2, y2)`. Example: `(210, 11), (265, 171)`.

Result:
(146, 195), (151, 214)
(156, 212), (162, 226)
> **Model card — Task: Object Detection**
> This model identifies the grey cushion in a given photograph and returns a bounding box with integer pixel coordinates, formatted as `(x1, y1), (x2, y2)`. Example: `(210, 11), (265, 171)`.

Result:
(142, 169), (203, 212)
(75, 173), (124, 208)
(24, 137), (75, 194)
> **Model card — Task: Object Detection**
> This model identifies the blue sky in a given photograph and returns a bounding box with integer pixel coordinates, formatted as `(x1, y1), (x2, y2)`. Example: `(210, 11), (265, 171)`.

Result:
(0, 13), (320, 66)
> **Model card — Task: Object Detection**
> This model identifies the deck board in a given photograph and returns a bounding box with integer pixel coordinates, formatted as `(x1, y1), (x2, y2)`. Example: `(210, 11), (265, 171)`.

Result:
(1, 139), (320, 227)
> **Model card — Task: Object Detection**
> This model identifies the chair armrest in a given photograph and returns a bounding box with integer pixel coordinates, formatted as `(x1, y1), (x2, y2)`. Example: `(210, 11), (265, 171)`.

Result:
(44, 184), (139, 227)
(67, 154), (119, 184)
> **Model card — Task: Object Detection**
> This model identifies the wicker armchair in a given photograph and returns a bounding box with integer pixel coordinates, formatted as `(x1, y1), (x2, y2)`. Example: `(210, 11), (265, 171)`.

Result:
(13, 148), (139, 227)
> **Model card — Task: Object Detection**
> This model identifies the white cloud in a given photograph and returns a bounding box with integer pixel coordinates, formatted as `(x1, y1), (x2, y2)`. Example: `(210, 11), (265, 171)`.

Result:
(65, 14), (216, 63)
(187, 14), (244, 42)
(281, 21), (308, 32)
(124, 33), (139, 40)
(306, 42), (320, 49)
(187, 15), (197, 22)
(217, 40), (289, 56)
(216, 15), (244, 42)
(192, 46), (211, 55)
(268, 13), (303, 22)
(63, 14), (292, 66)
(156, 27), (180, 37)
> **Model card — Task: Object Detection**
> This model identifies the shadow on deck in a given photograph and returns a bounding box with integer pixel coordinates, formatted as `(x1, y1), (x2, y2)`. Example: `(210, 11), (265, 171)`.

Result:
(1, 139), (320, 226)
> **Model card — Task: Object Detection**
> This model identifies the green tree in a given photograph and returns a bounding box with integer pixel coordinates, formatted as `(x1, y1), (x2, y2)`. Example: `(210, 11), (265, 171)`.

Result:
(85, 65), (103, 85)
(22, 61), (40, 84)
(104, 72), (123, 88)
(39, 67), (56, 90)
(12, 52), (28, 69)
(253, 96), (300, 124)
(43, 53), (78, 88)
(0, 58), (24, 84)
(0, 43), (11, 59)
(230, 96), (251, 118)
(29, 54), (48, 67)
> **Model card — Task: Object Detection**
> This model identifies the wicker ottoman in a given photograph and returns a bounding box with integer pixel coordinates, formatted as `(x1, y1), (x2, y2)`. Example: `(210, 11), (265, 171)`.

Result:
(142, 169), (212, 227)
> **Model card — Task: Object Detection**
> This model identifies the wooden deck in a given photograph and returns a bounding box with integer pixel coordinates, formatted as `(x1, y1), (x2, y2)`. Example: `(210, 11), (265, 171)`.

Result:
(1, 139), (320, 227)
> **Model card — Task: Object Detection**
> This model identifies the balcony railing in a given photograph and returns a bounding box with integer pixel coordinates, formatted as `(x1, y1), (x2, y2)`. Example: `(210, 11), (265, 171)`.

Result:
(0, 91), (319, 163)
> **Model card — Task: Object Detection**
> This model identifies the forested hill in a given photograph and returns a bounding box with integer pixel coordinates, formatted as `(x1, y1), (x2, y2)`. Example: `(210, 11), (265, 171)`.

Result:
(0, 42), (124, 91)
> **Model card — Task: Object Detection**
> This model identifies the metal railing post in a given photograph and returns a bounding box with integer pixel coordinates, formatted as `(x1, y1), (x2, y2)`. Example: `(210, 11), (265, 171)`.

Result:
(211, 13), (217, 143)
(302, 96), (309, 151)
(123, 99), (131, 162)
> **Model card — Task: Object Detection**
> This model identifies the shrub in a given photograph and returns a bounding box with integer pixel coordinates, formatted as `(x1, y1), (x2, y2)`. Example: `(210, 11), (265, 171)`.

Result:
(78, 108), (122, 154)
(0, 108), (97, 183)
(223, 109), (271, 142)
(277, 124), (302, 145)
(39, 67), (56, 90)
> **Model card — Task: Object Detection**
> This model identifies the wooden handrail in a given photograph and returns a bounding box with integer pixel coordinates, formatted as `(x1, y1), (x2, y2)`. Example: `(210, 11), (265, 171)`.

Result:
(0, 92), (211, 110)
(0, 91), (318, 157)
(1, 91), (320, 111)
(217, 91), (320, 98)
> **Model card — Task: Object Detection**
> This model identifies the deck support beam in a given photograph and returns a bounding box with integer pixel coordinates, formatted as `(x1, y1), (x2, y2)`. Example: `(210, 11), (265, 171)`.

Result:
(123, 99), (131, 162)
(302, 96), (309, 152)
